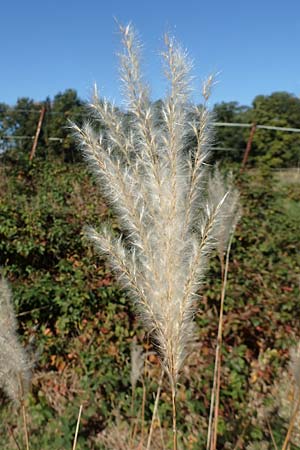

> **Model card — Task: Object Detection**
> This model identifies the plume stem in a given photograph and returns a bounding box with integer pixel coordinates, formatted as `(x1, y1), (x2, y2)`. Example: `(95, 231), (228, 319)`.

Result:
(208, 232), (234, 450)
(19, 375), (29, 450)
(282, 393), (300, 450)
(171, 381), (178, 450)
(146, 368), (164, 450)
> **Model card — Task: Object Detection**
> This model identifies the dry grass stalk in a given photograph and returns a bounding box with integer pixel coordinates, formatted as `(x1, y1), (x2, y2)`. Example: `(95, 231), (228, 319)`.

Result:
(19, 374), (30, 450)
(207, 193), (240, 450)
(146, 368), (164, 450)
(130, 339), (149, 443)
(72, 404), (83, 450)
(74, 23), (239, 447)
(130, 340), (144, 440)
(266, 420), (279, 450)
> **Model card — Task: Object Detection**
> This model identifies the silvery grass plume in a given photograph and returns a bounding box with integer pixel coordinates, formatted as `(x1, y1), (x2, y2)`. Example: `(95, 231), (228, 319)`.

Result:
(73, 24), (239, 387)
(0, 276), (31, 403)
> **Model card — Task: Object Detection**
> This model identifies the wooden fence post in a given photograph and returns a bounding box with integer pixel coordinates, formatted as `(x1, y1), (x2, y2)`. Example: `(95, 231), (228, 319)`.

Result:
(241, 122), (256, 171)
(29, 106), (46, 161)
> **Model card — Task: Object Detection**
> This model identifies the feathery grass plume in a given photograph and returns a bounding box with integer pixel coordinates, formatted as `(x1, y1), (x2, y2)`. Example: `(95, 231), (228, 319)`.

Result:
(208, 168), (241, 262)
(0, 276), (31, 403)
(74, 23), (239, 391)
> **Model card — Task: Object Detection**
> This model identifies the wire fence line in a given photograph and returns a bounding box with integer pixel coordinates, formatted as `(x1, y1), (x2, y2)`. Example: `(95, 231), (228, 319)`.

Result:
(0, 108), (83, 116)
(214, 122), (300, 133)
(2, 121), (300, 145)
(0, 135), (63, 142)
(1, 121), (300, 161)
(1, 106), (300, 133)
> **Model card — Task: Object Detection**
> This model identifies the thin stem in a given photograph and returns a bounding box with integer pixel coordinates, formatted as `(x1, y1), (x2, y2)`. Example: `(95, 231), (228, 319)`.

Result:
(208, 233), (234, 450)
(22, 402), (29, 450)
(7, 425), (21, 450)
(131, 386), (136, 416)
(18, 374), (29, 450)
(282, 393), (300, 450)
(72, 404), (83, 450)
(131, 403), (140, 445)
(206, 354), (217, 450)
(157, 412), (167, 450)
(146, 368), (164, 450)
(171, 382), (178, 450)
(130, 386), (136, 443)
(131, 380), (147, 447)
(232, 422), (249, 450)
(267, 419), (279, 450)
(141, 379), (147, 445)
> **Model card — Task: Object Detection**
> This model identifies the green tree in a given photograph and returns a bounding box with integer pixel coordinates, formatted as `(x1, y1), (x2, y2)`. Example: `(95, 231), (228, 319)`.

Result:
(0, 103), (10, 153)
(45, 89), (84, 161)
(0, 102), (9, 130)
(250, 92), (300, 168)
(4, 98), (44, 155)
(212, 101), (250, 164)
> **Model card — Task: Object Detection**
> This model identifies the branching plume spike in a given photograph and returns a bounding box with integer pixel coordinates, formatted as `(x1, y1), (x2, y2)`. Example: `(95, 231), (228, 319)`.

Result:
(74, 23), (240, 387)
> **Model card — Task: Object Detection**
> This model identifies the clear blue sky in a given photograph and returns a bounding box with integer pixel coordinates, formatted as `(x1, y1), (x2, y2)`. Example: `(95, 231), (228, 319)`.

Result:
(1, 0), (300, 107)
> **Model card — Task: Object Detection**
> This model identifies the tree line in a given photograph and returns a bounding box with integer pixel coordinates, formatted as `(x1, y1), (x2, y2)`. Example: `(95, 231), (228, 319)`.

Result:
(1, 88), (300, 167)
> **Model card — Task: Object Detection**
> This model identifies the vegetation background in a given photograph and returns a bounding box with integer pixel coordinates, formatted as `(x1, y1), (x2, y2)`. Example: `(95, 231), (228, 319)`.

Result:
(0, 88), (299, 448)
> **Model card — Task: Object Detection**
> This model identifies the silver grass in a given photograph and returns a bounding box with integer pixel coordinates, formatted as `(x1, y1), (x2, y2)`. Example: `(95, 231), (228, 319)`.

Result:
(74, 24), (239, 385)
(0, 277), (31, 403)
(207, 168), (241, 260)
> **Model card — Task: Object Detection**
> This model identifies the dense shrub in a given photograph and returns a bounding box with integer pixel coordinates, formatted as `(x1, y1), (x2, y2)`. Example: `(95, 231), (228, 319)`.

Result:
(0, 155), (299, 448)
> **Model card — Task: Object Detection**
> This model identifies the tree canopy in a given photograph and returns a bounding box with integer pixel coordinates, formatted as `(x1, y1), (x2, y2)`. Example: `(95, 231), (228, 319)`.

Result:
(250, 92), (300, 167)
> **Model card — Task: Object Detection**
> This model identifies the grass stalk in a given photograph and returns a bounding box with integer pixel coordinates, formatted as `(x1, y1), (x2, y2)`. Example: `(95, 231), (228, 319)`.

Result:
(267, 420), (279, 450)
(130, 387), (136, 442)
(141, 379), (147, 445)
(7, 425), (21, 450)
(232, 423), (248, 450)
(72, 404), (83, 450)
(21, 400), (29, 450)
(171, 382), (178, 450)
(130, 376), (147, 446)
(206, 353), (217, 450)
(146, 368), (164, 450)
(157, 411), (167, 450)
(208, 233), (234, 450)
(131, 407), (139, 445)
(281, 393), (300, 450)
(18, 374), (29, 450)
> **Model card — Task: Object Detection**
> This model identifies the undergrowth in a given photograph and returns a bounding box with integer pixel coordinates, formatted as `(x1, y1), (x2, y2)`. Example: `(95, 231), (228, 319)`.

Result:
(0, 155), (299, 448)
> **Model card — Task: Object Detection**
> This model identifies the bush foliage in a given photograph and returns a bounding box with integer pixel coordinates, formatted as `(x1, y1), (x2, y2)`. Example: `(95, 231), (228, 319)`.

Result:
(0, 153), (299, 448)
